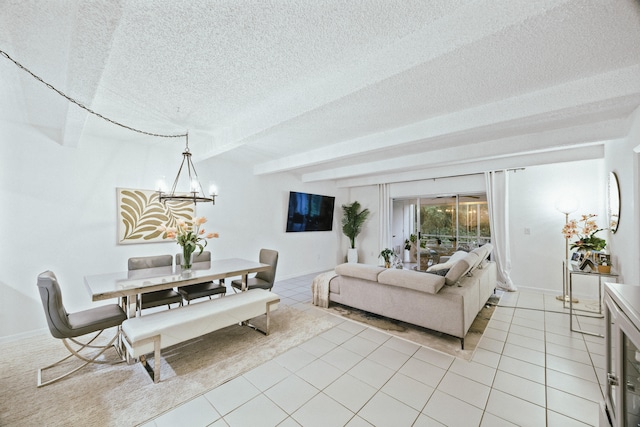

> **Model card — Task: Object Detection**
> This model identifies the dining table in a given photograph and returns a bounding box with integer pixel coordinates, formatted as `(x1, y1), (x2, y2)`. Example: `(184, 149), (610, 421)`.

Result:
(84, 257), (270, 318)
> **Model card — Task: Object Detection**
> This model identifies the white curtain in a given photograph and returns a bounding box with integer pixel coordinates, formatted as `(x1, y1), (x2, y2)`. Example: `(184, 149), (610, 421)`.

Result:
(485, 171), (517, 291)
(378, 183), (391, 253)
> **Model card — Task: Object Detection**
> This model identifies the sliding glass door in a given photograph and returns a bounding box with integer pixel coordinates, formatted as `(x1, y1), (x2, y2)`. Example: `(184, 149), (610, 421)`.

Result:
(393, 193), (490, 270)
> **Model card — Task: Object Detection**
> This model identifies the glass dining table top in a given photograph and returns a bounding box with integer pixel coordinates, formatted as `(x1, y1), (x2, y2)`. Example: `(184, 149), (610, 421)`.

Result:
(84, 258), (269, 301)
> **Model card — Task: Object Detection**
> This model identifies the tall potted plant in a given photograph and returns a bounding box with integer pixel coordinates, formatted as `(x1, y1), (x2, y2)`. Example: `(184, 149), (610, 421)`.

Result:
(341, 201), (370, 263)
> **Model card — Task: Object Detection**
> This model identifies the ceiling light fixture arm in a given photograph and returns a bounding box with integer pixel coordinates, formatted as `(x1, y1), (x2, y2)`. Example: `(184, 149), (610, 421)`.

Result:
(158, 133), (217, 205)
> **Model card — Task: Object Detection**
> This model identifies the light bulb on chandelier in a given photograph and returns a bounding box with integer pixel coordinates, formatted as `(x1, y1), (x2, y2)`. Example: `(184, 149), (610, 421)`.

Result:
(158, 132), (217, 205)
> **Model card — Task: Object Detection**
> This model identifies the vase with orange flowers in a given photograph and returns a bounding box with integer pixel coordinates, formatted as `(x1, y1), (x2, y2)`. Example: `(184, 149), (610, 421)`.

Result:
(160, 217), (219, 271)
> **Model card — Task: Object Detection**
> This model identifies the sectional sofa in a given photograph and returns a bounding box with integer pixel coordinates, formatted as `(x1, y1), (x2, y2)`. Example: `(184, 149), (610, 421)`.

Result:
(326, 244), (496, 348)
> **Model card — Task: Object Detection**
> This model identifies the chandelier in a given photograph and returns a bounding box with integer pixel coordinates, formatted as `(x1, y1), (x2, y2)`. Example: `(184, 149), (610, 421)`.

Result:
(0, 50), (218, 205)
(158, 132), (217, 205)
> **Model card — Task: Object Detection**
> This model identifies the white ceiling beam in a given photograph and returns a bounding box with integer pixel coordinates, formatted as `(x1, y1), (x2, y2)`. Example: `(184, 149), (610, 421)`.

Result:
(335, 144), (605, 188)
(201, 0), (578, 160)
(254, 64), (640, 176)
(300, 118), (626, 182)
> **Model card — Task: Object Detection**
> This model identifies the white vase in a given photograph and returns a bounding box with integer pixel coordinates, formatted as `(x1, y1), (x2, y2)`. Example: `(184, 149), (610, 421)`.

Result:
(347, 248), (358, 263)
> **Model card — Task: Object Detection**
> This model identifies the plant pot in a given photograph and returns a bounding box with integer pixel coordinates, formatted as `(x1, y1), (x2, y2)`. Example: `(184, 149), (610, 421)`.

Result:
(598, 265), (611, 274)
(347, 248), (358, 263)
(384, 261), (390, 268)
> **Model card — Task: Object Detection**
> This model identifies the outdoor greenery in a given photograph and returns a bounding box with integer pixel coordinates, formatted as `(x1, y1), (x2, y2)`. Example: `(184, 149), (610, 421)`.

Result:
(419, 202), (490, 246)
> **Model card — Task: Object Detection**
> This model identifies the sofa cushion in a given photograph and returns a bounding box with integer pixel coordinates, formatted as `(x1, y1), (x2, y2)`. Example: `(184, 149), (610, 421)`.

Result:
(377, 269), (445, 294)
(470, 243), (493, 269)
(444, 252), (479, 286)
(335, 263), (386, 282)
(427, 250), (468, 272)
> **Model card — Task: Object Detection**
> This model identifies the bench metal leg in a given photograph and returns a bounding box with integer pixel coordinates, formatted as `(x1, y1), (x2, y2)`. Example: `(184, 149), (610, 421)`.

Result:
(137, 335), (161, 383)
(122, 332), (162, 383)
(244, 299), (280, 336)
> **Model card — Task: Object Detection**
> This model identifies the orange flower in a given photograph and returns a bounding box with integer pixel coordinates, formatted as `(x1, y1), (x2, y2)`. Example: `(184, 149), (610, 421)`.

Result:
(160, 217), (219, 256)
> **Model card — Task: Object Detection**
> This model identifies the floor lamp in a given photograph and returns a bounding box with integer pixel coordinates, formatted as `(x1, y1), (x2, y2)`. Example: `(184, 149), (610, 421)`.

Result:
(555, 198), (579, 303)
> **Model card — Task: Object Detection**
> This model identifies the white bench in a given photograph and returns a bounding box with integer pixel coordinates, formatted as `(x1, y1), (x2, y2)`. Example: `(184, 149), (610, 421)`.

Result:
(121, 288), (280, 383)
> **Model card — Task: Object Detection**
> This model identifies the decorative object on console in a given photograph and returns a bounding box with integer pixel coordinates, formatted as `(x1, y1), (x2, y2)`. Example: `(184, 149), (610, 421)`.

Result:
(341, 201), (370, 263)
(117, 188), (195, 244)
(379, 248), (394, 268)
(597, 254), (612, 274)
(562, 213), (607, 252)
(157, 132), (218, 205)
(578, 257), (597, 272)
(160, 216), (218, 271)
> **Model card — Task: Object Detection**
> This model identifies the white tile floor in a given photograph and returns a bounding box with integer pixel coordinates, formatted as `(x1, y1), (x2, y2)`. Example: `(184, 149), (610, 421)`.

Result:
(141, 274), (606, 427)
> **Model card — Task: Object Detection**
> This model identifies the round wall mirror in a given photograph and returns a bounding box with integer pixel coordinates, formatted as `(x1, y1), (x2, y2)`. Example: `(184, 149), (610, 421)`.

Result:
(608, 171), (620, 233)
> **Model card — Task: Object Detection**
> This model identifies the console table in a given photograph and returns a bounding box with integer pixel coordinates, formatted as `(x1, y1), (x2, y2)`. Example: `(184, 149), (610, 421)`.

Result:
(565, 261), (618, 336)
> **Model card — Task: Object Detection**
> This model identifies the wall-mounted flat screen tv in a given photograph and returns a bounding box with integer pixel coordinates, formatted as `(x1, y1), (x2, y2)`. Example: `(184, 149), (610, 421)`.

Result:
(286, 191), (335, 232)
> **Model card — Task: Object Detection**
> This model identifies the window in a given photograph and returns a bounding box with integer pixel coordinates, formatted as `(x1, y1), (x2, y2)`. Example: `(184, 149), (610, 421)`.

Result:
(392, 193), (491, 268)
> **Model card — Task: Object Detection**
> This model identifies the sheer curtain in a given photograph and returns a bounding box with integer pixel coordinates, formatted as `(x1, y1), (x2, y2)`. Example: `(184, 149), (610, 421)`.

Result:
(485, 170), (516, 291)
(378, 183), (391, 253)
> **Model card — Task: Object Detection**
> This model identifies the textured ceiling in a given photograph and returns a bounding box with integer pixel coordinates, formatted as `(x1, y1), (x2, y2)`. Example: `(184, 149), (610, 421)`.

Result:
(1, 0), (639, 185)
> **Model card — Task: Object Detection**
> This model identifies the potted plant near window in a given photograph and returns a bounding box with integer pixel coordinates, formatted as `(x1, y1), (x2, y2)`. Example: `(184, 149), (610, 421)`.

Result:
(341, 201), (370, 263)
(404, 234), (418, 262)
(379, 248), (394, 268)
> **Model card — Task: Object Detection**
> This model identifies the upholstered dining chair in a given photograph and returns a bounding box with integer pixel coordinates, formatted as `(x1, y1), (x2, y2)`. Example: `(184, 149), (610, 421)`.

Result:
(231, 248), (279, 292)
(36, 270), (127, 387)
(175, 251), (226, 304)
(127, 255), (183, 311)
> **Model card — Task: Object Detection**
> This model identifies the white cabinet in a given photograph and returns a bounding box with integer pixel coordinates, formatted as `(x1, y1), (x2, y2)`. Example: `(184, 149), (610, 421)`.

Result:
(603, 283), (640, 426)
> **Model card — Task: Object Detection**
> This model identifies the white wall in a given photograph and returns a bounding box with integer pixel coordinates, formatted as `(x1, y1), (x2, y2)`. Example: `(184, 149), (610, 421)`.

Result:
(0, 122), (346, 339)
(605, 106), (640, 285)
(508, 160), (606, 296)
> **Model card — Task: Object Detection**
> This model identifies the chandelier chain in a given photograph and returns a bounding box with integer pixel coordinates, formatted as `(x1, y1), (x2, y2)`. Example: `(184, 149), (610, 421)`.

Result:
(0, 49), (186, 139)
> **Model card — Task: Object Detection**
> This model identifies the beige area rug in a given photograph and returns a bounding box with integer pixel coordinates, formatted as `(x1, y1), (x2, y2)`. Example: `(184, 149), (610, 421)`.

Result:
(0, 306), (335, 427)
(325, 295), (499, 361)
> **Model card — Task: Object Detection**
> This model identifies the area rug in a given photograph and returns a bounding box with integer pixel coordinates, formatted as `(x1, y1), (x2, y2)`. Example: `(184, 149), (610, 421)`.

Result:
(325, 294), (499, 361)
(0, 305), (335, 427)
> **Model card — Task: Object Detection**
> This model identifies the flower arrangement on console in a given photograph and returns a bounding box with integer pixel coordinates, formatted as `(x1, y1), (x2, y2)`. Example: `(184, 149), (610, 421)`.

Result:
(160, 217), (219, 270)
(561, 213), (607, 253)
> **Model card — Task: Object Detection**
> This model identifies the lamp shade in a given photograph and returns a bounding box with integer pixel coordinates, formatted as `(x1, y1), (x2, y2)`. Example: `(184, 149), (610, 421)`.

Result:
(555, 198), (579, 215)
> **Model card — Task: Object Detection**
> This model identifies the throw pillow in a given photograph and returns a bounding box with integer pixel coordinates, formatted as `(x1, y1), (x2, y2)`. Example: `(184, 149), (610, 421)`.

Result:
(444, 252), (479, 286)
(470, 243), (493, 271)
(427, 250), (468, 272)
